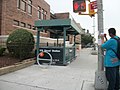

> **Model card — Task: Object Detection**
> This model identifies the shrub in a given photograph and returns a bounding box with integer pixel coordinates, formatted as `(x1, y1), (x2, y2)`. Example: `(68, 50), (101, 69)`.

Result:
(0, 46), (6, 56)
(6, 29), (35, 60)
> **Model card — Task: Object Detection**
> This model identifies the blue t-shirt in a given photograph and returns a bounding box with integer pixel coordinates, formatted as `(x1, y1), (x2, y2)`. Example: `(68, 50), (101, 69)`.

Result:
(101, 36), (120, 67)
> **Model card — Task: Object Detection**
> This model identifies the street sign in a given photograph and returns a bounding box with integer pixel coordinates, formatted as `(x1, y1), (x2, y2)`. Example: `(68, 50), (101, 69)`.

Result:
(90, 1), (97, 9)
(88, 3), (95, 17)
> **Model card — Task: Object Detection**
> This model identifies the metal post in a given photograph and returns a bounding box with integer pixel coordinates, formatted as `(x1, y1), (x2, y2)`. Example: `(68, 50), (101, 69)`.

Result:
(57, 35), (59, 46)
(63, 27), (66, 65)
(94, 0), (107, 89)
(93, 17), (96, 50)
(36, 28), (43, 61)
(36, 29), (40, 58)
(74, 35), (76, 58)
(93, 17), (95, 37)
(97, 0), (104, 72)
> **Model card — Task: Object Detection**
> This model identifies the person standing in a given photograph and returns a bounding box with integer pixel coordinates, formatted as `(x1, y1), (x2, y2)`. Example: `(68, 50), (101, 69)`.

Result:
(101, 28), (120, 90)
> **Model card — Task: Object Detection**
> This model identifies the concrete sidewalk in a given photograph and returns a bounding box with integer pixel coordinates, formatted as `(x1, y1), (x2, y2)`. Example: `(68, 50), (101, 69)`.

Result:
(0, 48), (97, 90)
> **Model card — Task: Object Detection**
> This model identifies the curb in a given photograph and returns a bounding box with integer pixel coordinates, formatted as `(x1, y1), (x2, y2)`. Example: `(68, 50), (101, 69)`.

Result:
(0, 58), (35, 76)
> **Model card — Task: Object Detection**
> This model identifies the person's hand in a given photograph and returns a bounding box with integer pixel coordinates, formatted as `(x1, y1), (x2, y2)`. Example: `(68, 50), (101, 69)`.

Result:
(104, 34), (107, 37)
(104, 33), (108, 41)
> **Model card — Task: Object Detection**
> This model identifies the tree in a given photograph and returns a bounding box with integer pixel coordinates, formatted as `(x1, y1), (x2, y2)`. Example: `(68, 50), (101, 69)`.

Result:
(81, 34), (94, 47)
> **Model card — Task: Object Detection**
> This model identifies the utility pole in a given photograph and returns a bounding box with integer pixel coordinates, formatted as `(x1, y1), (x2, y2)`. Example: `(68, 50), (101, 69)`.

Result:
(97, 0), (104, 71)
(73, 0), (107, 89)
(94, 0), (107, 89)
(93, 17), (95, 38)
(92, 17), (96, 50)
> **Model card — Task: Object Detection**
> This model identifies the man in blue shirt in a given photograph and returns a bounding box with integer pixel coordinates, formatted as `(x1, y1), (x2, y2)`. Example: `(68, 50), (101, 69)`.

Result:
(101, 28), (120, 90)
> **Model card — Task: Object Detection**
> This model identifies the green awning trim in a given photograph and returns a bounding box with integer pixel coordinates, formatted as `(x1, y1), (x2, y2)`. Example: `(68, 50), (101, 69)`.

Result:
(35, 19), (82, 35)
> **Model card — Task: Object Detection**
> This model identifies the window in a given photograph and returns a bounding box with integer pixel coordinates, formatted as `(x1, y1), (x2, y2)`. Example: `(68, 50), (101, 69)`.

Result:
(28, 0), (32, 4)
(41, 9), (44, 20)
(38, 6), (41, 19)
(21, 22), (26, 27)
(27, 24), (31, 29)
(28, 0), (32, 14)
(17, 0), (20, 9)
(44, 11), (47, 20)
(41, 9), (47, 20)
(21, 0), (26, 11)
(13, 20), (19, 26)
(32, 26), (36, 30)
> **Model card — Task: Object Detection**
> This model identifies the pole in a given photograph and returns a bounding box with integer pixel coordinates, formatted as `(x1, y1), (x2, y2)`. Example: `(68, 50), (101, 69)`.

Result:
(97, 0), (104, 71)
(63, 27), (66, 65)
(36, 29), (40, 59)
(94, 0), (107, 89)
(93, 17), (96, 50)
(93, 17), (95, 38)
(36, 28), (43, 62)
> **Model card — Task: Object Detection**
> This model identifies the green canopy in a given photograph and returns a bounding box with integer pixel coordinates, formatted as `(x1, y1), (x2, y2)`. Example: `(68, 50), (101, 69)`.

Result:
(35, 19), (82, 35)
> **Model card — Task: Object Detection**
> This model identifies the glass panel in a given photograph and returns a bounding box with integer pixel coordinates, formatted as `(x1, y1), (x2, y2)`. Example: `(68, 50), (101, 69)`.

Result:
(13, 20), (19, 26)
(21, 0), (26, 11)
(17, 0), (20, 9)
(41, 9), (44, 20)
(21, 22), (26, 27)
(44, 11), (47, 20)
(28, 0), (32, 4)
(27, 24), (31, 29)
(28, 5), (32, 14)
(38, 6), (41, 19)
(38, 11), (41, 19)
(38, 6), (41, 10)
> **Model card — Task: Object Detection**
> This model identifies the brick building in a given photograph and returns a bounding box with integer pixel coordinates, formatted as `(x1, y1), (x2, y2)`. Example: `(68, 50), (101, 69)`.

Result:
(0, 0), (82, 47)
(0, 0), (50, 37)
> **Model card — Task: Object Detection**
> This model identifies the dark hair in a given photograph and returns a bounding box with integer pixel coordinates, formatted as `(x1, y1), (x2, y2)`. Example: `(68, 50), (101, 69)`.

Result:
(108, 28), (116, 35)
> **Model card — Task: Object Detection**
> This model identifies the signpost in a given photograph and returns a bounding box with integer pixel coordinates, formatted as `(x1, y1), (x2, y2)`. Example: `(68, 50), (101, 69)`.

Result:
(94, 0), (107, 89)
(73, 0), (107, 89)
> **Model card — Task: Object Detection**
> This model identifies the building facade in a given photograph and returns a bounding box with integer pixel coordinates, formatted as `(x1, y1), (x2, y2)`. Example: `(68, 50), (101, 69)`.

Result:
(0, 0), (82, 48)
(0, 0), (50, 37)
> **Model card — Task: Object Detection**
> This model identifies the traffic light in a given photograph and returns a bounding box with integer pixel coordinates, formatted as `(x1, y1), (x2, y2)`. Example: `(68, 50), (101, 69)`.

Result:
(88, 3), (95, 17)
(73, 0), (86, 13)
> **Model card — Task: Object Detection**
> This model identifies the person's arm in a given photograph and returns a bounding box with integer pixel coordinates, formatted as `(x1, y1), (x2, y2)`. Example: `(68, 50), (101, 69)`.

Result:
(101, 39), (113, 49)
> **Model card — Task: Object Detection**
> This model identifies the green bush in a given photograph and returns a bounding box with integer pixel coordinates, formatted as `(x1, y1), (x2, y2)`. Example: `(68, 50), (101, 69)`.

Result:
(0, 46), (6, 56)
(6, 29), (35, 60)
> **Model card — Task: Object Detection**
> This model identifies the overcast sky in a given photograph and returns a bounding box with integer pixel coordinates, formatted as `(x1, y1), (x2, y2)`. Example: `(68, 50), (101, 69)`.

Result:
(45, 0), (120, 39)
